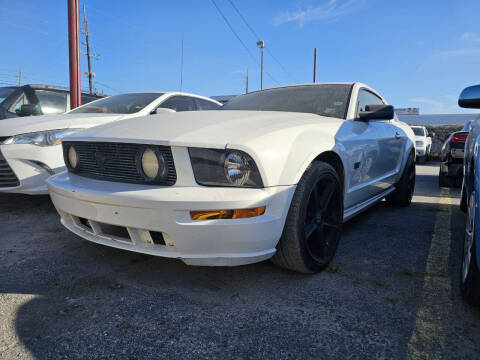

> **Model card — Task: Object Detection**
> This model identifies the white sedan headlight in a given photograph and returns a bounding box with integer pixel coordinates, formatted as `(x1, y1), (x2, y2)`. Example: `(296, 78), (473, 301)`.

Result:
(2, 129), (82, 146)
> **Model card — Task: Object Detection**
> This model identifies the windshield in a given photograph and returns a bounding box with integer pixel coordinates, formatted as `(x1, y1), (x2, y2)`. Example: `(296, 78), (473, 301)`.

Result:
(220, 84), (352, 119)
(69, 93), (163, 114)
(0, 87), (18, 106)
(412, 127), (425, 136)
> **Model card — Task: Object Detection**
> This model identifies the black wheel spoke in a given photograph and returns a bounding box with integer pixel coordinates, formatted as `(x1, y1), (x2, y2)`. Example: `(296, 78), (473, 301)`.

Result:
(302, 173), (342, 265)
(323, 220), (341, 231)
(304, 221), (318, 239)
(319, 180), (335, 212)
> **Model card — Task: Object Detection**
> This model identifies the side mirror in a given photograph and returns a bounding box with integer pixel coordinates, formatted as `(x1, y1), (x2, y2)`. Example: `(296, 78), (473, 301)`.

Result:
(459, 85), (480, 108)
(358, 105), (394, 121)
(151, 107), (176, 114)
(17, 104), (40, 116)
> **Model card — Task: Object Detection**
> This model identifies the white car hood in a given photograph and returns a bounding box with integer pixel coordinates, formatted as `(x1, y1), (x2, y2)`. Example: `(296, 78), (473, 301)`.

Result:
(414, 136), (425, 141)
(0, 113), (129, 137)
(68, 110), (343, 148)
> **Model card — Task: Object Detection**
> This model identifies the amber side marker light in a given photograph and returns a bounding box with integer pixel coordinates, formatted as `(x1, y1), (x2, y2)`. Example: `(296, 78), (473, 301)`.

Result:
(190, 206), (266, 220)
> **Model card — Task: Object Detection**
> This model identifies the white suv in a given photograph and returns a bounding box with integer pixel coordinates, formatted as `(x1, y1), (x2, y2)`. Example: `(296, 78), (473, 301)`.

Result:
(411, 125), (432, 162)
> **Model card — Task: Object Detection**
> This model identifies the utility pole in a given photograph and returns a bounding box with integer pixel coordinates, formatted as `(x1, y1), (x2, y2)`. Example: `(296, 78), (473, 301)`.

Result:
(257, 40), (264, 90)
(180, 34), (184, 92)
(18, 68), (22, 86)
(82, 4), (94, 94)
(68, 0), (81, 108)
(245, 68), (249, 94)
(313, 48), (317, 83)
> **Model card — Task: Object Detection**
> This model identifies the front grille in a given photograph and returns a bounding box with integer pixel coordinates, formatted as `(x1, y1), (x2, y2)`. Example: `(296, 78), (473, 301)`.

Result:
(0, 151), (19, 188)
(63, 141), (176, 186)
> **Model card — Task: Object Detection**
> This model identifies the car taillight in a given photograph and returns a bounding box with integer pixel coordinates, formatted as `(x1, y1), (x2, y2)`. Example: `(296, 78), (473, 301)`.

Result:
(451, 133), (468, 143)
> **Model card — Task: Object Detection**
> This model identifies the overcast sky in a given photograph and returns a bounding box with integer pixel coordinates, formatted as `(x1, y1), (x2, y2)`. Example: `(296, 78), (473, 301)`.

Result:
(1, 0), (480, 114)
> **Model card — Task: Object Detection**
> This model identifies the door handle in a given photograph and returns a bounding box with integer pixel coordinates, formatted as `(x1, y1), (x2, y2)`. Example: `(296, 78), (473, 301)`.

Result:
(395, 131), (401, 139)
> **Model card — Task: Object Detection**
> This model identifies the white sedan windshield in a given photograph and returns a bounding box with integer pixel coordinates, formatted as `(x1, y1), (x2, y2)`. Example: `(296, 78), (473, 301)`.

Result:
(70, 93), (162, 114)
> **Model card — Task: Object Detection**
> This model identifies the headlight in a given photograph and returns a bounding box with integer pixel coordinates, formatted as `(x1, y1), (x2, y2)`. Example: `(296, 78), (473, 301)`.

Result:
(2, 129), (82, 146)
(137, 147), (168, 183)
(189, 148), (263, 187)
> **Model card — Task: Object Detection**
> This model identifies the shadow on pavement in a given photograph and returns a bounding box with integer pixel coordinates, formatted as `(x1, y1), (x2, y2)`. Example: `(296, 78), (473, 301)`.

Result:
(1, 169), (480, 359)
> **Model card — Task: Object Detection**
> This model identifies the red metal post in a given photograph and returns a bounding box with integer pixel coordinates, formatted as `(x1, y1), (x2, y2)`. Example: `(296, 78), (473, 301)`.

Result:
(67, 0), (81, 109)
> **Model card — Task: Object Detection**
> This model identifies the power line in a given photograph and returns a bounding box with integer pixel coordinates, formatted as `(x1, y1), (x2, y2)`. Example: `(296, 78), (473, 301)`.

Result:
(227, 0), (294, 81)
(209, 0), (279, 86)
(94, 81), (122, 94)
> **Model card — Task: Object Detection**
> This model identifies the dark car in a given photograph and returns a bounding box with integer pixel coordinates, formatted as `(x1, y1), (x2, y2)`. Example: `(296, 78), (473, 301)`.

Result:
(439, 130), (469, 187)
(458, 84), (480, 306)
(0, 84), (104, 120)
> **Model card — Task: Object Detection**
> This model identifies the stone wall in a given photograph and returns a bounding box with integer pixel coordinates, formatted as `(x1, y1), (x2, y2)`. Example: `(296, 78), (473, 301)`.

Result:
(410, 124), (464, 158)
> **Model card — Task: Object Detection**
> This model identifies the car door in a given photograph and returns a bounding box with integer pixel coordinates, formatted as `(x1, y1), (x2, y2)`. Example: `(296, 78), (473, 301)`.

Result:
(336, 88), (396, 208)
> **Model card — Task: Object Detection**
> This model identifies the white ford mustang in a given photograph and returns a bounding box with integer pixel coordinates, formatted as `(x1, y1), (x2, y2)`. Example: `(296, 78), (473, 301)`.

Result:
(0, 92), (220, 194)
(47, 83), (416, 273)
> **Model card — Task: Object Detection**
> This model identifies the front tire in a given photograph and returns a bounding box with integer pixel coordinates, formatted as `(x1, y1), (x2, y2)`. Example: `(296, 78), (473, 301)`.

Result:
(272, 162), (343, 273)
(386, 153), (415, 207)
(461, 191), (480, 305)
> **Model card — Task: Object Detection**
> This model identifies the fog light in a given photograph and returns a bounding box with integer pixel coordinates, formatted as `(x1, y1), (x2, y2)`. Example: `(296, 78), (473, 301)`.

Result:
(190, 206), (266, 220)
(68, 146), (78, 169)
(139, 148), (167, 182)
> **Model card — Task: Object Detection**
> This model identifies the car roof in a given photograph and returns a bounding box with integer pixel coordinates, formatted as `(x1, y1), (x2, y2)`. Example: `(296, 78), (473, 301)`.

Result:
(241, 82), (356, 96)
(23, 84), (105, 96)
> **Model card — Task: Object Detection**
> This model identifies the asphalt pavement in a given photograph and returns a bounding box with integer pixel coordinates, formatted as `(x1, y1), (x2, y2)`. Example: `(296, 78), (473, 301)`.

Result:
(1, 163), (479, 359)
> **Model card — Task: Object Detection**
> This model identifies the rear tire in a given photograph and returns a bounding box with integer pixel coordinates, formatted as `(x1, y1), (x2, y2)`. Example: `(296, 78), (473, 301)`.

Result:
(385, 153), (415, 207)
(272, 161), (343, 273)
(461, 191), (480, 306)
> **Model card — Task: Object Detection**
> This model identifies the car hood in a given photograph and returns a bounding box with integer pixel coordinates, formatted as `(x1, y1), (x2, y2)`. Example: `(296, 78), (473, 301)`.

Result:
(414, 135), (426, 141)
(0, 113), (129, 137)
(68, 110), (344, 148)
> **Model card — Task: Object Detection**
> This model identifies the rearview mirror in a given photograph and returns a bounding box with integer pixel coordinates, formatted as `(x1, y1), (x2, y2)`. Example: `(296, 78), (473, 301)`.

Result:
(358, 105), (394, 121)
(459, 85), (480, 108)
(17, 104), (40, 116)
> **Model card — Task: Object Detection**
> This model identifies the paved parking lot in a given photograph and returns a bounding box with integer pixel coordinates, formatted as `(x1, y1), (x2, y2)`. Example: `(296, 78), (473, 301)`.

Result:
(1, 163), (480, 359)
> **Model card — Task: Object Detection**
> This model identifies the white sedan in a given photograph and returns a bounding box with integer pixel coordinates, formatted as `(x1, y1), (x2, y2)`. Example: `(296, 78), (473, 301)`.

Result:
(47, 83), (416, 273)
(0, 92), (220, 194)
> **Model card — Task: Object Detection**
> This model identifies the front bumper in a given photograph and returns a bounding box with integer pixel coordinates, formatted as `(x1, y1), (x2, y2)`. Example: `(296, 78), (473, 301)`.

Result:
(0, 144), (65, 194)
(416, 146), (427, 157)
(47, 172), (296, 266)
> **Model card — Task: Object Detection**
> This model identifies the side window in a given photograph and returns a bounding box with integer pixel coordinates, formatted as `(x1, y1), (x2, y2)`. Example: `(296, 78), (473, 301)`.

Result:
(159, 96), (197, 112)
(34, 90), (67, 114)
(11, 94), (30, 113)
(357, 89), (384, 114)
(196, 98), (219, 110)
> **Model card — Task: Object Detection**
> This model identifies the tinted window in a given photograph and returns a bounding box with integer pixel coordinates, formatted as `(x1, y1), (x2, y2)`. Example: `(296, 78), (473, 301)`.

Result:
(160, 96), (197, 112)
(196, 98), (219, 110)
(35, 90), (67, 114)
(70, 93), (162, 114)
(357, 89), (384, 113)
(220, 84), (352, 119)
(0, 86), (19, 105)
